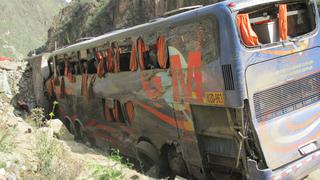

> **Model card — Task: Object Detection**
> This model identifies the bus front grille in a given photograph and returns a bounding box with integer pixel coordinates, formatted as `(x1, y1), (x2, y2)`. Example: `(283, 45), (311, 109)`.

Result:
(253, 72), (320, 121)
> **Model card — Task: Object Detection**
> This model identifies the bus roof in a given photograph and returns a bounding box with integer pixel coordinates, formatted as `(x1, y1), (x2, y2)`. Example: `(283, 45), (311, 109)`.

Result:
(50, 0), (297, 58)
(228, 0), (305, 11)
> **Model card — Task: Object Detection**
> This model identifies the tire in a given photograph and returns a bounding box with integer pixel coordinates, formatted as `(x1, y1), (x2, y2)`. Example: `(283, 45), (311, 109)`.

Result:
(74, 121), (84, 142)
(136, 141), (168, 178)
(167, 147), (188, 177)
(64, 118), (75, 135)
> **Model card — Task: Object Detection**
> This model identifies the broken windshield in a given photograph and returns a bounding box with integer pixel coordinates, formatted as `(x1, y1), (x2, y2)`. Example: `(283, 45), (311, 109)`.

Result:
(236, 0), (317, 47)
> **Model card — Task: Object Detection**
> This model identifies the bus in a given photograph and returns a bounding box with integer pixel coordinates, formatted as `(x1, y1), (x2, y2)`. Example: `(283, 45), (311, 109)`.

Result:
(37, 0), (320, 179)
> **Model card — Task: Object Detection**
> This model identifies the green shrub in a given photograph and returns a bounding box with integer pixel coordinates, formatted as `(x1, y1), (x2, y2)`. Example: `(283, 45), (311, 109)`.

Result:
(26, 108), (45, 127)
(0, 124), (14, 153)
(92, 163), (124, 180)
(90, 149), (134, 180)
(35, 133), (62, 176)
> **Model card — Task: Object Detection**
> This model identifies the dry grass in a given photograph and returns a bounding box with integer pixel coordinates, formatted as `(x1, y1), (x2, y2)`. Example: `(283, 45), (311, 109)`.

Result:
(0, 123), (14, 153)
(33, 132), (84, 180)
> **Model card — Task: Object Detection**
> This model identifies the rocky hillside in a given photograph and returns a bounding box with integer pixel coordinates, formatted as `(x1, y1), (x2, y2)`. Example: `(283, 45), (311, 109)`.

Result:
(0, 61), (146, 179)
(0, 0), (65, 60)
(44, 0), (221, 51)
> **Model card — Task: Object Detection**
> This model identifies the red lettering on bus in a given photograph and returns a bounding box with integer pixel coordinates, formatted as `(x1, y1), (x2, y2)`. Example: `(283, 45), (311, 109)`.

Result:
(140, 75), (163, 100)
(170, 51), (203, 103)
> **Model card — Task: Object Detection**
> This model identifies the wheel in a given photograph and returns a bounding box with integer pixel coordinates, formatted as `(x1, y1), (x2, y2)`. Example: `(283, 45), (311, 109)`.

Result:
(135, 141), (168, 178)
(64, 118), (75, 135)
(74, 121), (84, 142)
(167, 146), (188, 177)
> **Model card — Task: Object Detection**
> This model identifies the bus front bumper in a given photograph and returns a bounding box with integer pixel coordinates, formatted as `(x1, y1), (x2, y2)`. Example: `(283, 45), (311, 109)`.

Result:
(248, 150), (320, 180)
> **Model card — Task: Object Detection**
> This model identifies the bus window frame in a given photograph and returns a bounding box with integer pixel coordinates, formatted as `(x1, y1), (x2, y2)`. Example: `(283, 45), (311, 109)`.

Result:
(136, 27), (170, 71)
(47, 57), (54, 78)
(53, 56), (58, 78)
(235, 0), (319, 50)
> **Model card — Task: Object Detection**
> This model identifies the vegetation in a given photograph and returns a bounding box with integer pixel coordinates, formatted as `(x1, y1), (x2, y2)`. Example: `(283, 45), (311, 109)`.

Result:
(0, 0), (65, 59)
(0, 123), (15, 153)
(35, 132), (62, 176)
(26, 107), (45, 127)
(91, 149), (134, 180)
(0, 161), (6, 169)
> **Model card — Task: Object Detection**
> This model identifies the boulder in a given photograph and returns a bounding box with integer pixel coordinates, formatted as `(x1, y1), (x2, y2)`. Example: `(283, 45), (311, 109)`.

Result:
(0, 61), (18, 71)
(47, 119), (74, 141)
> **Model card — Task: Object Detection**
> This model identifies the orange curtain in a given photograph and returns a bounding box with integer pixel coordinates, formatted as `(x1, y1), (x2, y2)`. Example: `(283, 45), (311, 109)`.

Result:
(96, 51), (105, 78)
(53, 76), (60, 86)
(125, 101), (135, 122)
(130, 40), (138, 71)
(156, 36), (167, 69)
(64, 61), (75, 83)
(114, 47), (121, 73)
(105, 48), (114, 73)
(64, 61), (68, 77)
(67, 71), (75, 83)
(60, 77), (65, 99)
(47, 78), (54, 96)
(81, 73), (88, 97)
(104, 103), (115, 122)
(279, 4), (288, 41)
(137, 37), (146, 70)
(113, 100), (120, 122)
(236, 14), (259, 46)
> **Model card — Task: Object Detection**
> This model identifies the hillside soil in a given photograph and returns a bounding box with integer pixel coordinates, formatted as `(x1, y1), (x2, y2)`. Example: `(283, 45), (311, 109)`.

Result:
(0, 61), (147, 180)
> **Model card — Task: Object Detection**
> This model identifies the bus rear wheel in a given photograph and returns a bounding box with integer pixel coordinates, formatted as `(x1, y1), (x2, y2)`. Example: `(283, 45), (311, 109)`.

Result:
(135, 141), (168, 178)
(64, 117), (75, 135)
(167, 146), (188, 178)
(74, 121), (85, 141)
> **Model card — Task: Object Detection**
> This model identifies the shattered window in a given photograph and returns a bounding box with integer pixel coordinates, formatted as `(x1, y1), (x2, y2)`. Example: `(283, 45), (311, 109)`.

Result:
(237, 0), (317, 46)
(168, 16), (219, 64)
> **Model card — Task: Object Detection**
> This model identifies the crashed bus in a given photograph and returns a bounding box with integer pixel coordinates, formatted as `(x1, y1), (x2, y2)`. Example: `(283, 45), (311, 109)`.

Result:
(31, 0), (320, 179)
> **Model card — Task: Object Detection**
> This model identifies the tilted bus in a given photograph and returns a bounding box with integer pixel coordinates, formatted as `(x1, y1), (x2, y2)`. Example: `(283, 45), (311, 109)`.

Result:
(38, 0), (320, 179)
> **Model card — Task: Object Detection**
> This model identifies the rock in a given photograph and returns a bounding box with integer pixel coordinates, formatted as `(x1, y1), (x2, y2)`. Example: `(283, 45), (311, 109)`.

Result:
(0, 168), (5, 176)
(0, 61), (18, 71)
(38, 127), (54, 139)
(47, 119), (74, 141)
(0, 71), (12, 97)
(25, 128), (32, 134)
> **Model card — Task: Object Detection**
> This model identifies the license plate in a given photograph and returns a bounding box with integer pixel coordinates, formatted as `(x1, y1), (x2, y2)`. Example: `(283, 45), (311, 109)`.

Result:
(299, 143), (317, 155)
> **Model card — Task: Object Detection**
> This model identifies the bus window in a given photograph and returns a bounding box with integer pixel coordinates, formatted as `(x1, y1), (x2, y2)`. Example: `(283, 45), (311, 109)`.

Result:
(156, 36), (169, 69)
(237, 0), (317, 46)
(137, 37), (147, 70)
(104, 100), (115, 122)
(125, 101), (135, 123)
(86, 49), (97, 74)
(130, 38), (138, 71)
(116, 38), (134, 72)
(96, 50), (105, 77)
(138, 29), (169, 70)
(57, 61), (65, 76)
(168, 17), (218, 64)
(113, 100), (125, 123)
(143, 32), (160, 70)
